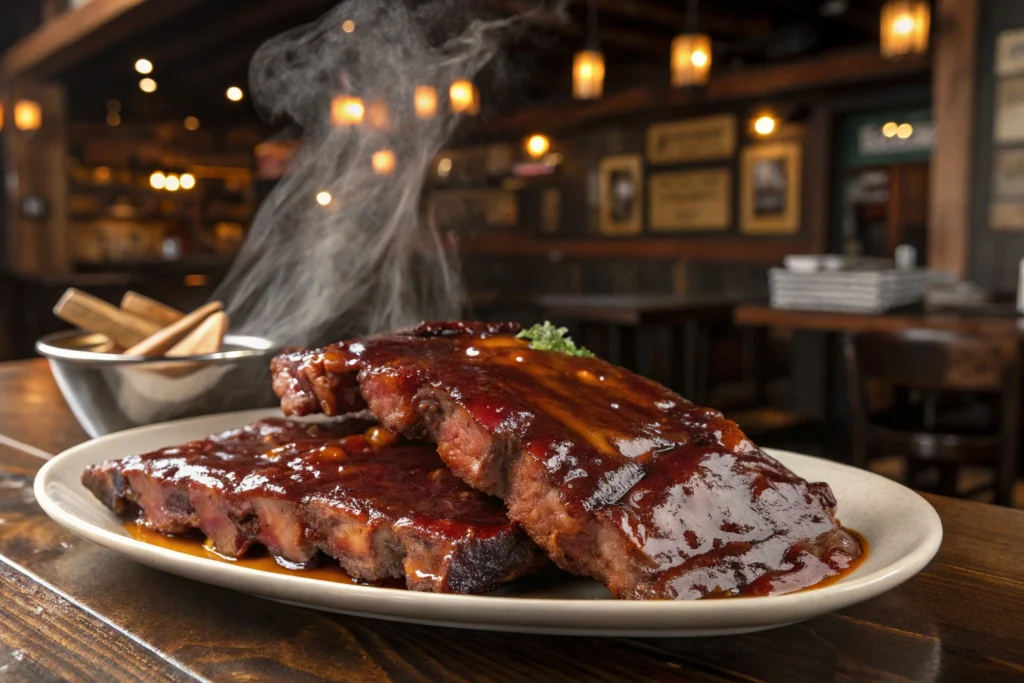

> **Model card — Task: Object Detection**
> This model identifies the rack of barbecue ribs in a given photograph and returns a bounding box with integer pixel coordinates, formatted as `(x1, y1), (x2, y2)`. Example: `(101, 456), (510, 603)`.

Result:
(271, 321), (863, 600)
(82, 417), (546, 593)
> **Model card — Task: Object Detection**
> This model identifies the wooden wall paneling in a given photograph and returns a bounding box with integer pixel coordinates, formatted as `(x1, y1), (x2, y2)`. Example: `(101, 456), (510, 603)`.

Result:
(803, 106), (833, 254)
(4, 81), (70, 276)
(929, 0), (980, 277)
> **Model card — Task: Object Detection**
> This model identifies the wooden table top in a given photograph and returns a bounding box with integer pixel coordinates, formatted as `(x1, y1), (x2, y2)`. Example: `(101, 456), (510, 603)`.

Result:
(538, 294), (748, 325)
(735, 303), (1024, 336)
(3, 358), (1024, 681)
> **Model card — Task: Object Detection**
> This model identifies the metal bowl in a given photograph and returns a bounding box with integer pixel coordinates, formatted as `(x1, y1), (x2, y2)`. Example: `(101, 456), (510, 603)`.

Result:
(36, 330), (280, 437)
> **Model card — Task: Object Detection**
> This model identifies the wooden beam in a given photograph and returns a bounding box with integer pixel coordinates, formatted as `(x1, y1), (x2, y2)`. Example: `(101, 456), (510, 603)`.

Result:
(928, 0), (979, 278)
(0, 0), (205, 80)
(576, 0), (772, 38)
(494, 46), (929, 133)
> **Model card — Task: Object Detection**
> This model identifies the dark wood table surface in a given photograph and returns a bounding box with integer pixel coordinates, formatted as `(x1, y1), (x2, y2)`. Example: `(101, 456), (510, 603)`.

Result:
(3, 359), (1024, 682)
(735, 303), (1024, 336)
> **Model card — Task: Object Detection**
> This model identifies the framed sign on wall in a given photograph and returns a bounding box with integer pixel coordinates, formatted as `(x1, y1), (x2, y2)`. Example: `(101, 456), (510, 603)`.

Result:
(598, 154), (643, 236)
(648, 168), (731, 232)
(646, 114), (736, 165)
(740, 141), (802, 235)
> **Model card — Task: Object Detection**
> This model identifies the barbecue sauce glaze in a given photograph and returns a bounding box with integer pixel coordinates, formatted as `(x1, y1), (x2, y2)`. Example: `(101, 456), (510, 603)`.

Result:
(276, 322), (865, 599)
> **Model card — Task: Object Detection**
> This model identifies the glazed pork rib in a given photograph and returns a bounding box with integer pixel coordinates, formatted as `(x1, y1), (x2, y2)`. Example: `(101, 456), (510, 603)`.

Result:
(82, 417), (545, 593)
(272, 321), (863, 600)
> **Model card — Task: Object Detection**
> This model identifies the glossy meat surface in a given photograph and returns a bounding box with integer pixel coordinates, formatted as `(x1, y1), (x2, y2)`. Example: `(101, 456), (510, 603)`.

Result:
(272, 322), (864, 599)
(82, 417), (544, 593)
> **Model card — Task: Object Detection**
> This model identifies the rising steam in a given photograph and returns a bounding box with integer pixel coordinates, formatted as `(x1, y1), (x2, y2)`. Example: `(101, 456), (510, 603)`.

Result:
(216, 0), (561, 346)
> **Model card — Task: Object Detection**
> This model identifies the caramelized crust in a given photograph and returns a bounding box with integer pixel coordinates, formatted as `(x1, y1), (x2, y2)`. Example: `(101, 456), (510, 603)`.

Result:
(82, 417), (545, 594)
(272, 321), (864, 599)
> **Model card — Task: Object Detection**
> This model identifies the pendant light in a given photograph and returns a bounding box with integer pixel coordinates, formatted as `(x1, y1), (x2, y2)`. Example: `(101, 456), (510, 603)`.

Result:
(573, 0), (604, 100)
(880, 0), (930, 59)
(671, 0), (712, 87)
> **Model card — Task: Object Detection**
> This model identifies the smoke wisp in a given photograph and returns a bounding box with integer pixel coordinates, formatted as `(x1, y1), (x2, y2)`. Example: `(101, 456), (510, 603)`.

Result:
(214, 0), (562, 346)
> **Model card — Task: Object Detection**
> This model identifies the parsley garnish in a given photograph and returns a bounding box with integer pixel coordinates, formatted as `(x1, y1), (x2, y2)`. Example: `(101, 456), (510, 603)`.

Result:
(516, 321), (595, 358)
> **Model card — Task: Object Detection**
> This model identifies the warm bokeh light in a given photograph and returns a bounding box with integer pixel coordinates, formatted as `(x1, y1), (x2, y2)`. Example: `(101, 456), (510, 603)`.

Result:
(164, 174), (180, 191)
(366, 99), (391, 129)
(896, 123), (914, 139)
(572, 50), (605, 100)
(671, 33), (712, 87)
(149, 171), (166, 190)
(882, 121), (899, 138)
(880, 0), (930, 59)
(106, 112), (121, 127)
(754, 115), (776, 136)
(525, 134), (551, 159)
(449, 79), (479, 114)
(316, 191), (333, 206)
(0, 103), (4, 131)
(94, 166), (112, 183)
(437, 157), (452, 177)
(184, 116), (200, 131)
(226, 86), (244, 102)
(342, 19), (355, 33)
(135, 58), (153, 74)
(414, 85), (438, 119)
(13, 100), (42, 131)
(331, 95), (365, 125)
(139, 78), (157, 93)
(372, 149), (396, 175)
(180, 173), (196, 190)
(184, 274), (208, 287)
(106, 99), (121, 112)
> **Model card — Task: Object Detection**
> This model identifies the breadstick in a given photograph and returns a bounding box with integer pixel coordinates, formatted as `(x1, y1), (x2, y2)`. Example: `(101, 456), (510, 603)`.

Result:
(120, 292), (184, 327)
(124, 302), (223, 356)
(166, 311), (228, 357)
(53, 288), (160, 349)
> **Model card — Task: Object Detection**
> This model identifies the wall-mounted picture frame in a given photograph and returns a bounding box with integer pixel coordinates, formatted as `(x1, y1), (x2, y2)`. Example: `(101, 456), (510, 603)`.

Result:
(598, 154), (643, 236)
(740, 141), (802, 235)
(646, 114), (736, 165)
(648, 168), (731, 232)
(995, 77), (1024, 144)
(997, 28), (1024, 77)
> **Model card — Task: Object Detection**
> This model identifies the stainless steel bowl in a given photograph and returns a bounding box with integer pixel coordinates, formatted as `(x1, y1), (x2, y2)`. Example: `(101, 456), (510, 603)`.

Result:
(36, 330), (280, 437)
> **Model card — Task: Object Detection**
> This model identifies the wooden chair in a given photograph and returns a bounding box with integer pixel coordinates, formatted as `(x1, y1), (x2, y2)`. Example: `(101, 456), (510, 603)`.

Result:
(843, 329), (1020, 506)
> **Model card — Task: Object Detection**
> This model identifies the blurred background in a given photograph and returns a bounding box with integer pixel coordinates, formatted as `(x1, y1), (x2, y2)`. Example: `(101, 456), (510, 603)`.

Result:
(5, 0), (1024, 505)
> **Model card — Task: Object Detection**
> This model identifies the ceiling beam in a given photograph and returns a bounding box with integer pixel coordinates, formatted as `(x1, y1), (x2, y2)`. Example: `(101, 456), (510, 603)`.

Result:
(0, 0), (206, 80)
(494, 45), (929, 133)
(575, 0), (773, 38)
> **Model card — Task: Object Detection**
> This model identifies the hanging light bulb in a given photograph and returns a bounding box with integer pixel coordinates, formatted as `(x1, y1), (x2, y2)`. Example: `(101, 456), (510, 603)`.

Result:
(414, 85), (438, 119)
(880, 0), (930, 59)
(525, 134), (551, 159)
(14, 100), (42, 131)
(149, 171), (166, 190)
(331, 95), (365, 125)
(573, 0), (604, 100)
(164, 174), (180, 192)
(753, 114), (776, 136)
(180, 173), (196, 190)
(671, 0), (712, 87)
(449, 79), (479, 114)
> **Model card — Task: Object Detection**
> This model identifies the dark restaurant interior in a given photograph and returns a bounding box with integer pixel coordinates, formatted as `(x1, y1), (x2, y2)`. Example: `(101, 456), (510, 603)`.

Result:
(2, 0), (1024, 680)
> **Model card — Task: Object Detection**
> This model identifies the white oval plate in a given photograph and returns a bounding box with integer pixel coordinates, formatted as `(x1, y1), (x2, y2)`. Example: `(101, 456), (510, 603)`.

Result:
(34, 408), (942, 637)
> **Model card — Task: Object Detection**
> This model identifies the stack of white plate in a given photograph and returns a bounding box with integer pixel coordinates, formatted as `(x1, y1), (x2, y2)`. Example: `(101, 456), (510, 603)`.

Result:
(769, 267), (932, 313)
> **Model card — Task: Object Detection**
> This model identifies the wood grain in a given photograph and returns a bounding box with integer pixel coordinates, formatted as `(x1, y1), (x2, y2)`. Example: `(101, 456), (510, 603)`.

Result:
(734, 304), (1024, 337)
(929, 0), (980, 277)
(1, 360), (1024, 681)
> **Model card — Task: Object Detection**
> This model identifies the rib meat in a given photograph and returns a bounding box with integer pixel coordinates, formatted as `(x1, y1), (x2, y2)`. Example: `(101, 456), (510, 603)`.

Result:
(82, 417), (545, 594)
(271, 321), (864, 599)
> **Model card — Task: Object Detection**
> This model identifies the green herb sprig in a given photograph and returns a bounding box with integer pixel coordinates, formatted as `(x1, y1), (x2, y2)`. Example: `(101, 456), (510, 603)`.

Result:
(516, 321), (595, 358)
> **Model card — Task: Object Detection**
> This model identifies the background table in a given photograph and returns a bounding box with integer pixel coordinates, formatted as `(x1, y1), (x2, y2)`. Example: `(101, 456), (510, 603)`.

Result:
(2, 359), (1024, 681)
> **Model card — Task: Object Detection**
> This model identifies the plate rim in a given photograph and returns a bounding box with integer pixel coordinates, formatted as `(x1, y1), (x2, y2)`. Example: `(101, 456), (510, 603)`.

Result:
(32, 408), (944, 631)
